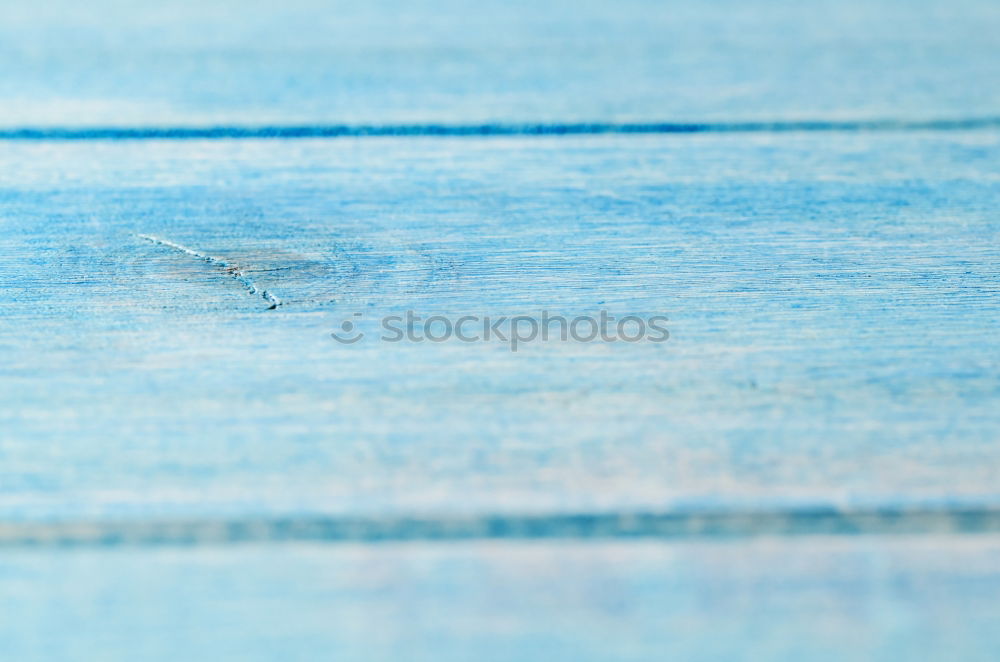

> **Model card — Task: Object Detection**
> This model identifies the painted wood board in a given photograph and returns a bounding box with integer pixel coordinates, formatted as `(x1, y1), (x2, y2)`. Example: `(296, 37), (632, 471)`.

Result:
(0, 0), (998, 126)
(4, 536), (1000, 661)
(2, 131), (997, 523)
(2, 0), (999, 658)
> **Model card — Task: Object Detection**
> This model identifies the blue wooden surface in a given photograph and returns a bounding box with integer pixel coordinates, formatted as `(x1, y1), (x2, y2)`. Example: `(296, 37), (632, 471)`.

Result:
(2, 133), (998, 522)
(1, 1), (999, 660)
(0, 0), (998, 126)
(4, 537), (1000, 662)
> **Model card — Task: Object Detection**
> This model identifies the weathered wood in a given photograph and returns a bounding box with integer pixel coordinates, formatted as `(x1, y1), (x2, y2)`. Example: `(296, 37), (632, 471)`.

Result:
(2, 132), (997, 521)
(0, 0), (998, 126)
(2, 1), (999, 658)
(3, 536), (1000, 661)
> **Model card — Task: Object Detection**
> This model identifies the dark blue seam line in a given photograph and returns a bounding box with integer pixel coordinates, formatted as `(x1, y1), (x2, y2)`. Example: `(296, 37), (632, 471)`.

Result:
(3, 507), (1000, 547)
(1, 118), (1000, 140)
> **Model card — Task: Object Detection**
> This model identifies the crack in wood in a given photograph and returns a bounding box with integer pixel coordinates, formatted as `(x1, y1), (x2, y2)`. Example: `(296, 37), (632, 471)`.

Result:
(136, 234), (282, 309)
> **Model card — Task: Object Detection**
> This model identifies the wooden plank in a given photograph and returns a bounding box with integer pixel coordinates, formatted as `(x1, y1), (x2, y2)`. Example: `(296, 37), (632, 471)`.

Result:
(2, 2), (999, 652)
(2, 131), (997, 522)
(0, 0), (998, 126)
(3, 536), (1000, 661)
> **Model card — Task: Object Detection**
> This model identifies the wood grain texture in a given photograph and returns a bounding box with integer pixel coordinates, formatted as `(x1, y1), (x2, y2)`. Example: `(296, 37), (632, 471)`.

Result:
(2, 1), (1000, 659)
(0, 0), (998, 126)
(2, 132), (998, 522)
